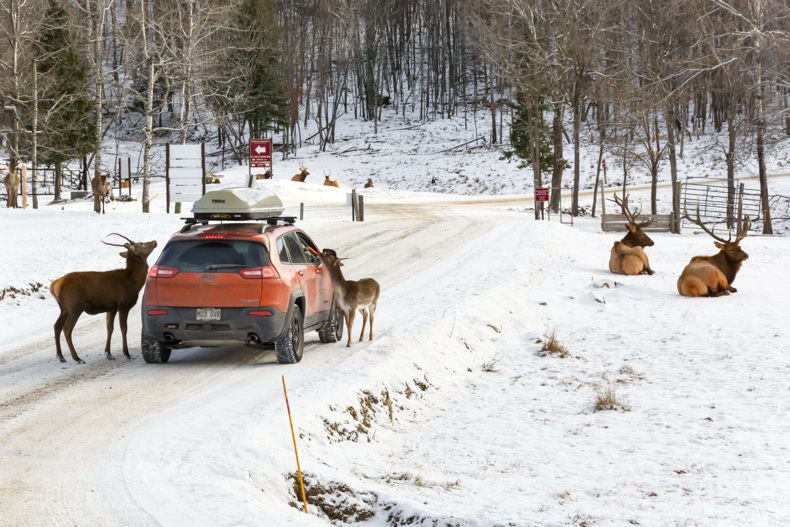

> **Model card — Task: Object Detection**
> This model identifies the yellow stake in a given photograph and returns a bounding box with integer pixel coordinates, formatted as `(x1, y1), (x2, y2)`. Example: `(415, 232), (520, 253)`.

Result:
(282, 375), (308, 513)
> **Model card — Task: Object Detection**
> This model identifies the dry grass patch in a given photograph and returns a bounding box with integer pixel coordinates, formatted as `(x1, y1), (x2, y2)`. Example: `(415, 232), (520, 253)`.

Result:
(538, 328), (571, 358)
(594, 386), (631, 412)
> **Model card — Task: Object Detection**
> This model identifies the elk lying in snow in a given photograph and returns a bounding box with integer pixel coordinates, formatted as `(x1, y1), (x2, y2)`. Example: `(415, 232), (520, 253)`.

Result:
(317, 249), (380, 347)
(677, 205), (751, 297)
(323, 171), (339, 187)
(91, 174), (112, 214)
(50, 233), (158, 363)
(608, 193), (655, 275)
(364, 177), (374, 188)
(291, 163), (309, 182)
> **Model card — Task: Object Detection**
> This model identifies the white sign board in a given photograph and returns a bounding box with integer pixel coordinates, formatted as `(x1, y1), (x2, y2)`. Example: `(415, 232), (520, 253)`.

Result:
(168, 144), (204, 203)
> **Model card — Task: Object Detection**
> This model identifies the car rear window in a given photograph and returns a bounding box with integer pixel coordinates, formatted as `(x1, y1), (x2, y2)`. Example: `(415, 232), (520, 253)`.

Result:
(157, 240), (270, 272)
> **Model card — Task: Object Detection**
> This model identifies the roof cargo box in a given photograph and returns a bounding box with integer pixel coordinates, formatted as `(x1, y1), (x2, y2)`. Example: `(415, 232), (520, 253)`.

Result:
(191, 187), (284, 220)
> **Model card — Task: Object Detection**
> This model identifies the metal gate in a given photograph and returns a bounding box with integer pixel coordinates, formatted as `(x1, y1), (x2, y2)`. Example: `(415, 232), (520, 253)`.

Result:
(681, 180), (762, 229)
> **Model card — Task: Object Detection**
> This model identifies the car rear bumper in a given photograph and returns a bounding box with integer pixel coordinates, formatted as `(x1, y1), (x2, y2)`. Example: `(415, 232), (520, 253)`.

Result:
(142, 305), (287, 347)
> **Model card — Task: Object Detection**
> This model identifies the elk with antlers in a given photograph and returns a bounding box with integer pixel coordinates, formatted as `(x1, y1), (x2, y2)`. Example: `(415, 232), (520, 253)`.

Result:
(317, 249), (380, 347)
(291, 163), (309, 182)
(608, 194), (655, 275)
(50, 234), (158, 363)
(677, 205), (751, 297)
(323, 171), (339, 187)
(91, 174), (111, 214)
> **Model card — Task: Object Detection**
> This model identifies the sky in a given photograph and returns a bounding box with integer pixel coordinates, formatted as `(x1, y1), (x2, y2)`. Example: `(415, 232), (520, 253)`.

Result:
(1, 108), (789, 526)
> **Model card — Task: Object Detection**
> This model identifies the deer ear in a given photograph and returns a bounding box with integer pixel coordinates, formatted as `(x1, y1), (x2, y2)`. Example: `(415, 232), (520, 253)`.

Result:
(119, 251), (128, 258)
(714, 241), (724, 249)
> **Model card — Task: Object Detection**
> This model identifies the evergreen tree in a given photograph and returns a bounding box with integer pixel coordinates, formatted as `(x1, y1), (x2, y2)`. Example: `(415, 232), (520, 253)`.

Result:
(27, 0), (95, 169)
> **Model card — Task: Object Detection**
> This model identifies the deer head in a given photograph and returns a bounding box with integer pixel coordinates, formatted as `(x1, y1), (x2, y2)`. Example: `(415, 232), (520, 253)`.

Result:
(682, 203), (750, 265)
(611, 193), (654, 247)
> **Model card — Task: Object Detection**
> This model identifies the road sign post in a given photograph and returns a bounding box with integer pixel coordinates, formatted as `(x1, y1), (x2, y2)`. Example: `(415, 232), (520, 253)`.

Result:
(249, 139), (272, 186)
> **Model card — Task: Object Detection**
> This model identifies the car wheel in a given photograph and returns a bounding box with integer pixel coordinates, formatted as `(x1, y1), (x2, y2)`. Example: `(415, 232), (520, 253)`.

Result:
(318, 299), (343, 343)
(274, 305), (304, 364)
(141, 333), (172, 363)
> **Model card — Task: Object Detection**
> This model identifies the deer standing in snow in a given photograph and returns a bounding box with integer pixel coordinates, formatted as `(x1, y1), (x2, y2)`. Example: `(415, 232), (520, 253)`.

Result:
(608, 194), (655, 275)
(317, 249), (380, 347)
(91, 174), (111, 214)
(677, 205), (751, 297)
(51, 234), (158, 363)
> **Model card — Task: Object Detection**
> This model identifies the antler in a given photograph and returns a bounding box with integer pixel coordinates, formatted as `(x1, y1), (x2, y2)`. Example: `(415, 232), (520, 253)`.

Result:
(735, 215), (751, 243)
(681, 202), (731, 243)
(610, 193), (653, 228)
(102, 232), (134, 247)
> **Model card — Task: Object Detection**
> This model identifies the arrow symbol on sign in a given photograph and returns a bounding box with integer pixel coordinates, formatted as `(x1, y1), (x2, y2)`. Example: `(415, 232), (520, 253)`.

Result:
(255, 145), (267, 155)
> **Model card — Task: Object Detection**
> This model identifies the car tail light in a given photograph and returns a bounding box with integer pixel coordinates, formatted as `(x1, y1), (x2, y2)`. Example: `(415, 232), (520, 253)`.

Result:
(240, 267), (278, 279)
(148, 309), (168, 316)
(249, 310), (273, 317)
(149, 266), (178, 278)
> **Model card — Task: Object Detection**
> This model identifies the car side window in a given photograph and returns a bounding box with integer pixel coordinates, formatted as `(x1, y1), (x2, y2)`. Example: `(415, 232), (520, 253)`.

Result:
(277, 236), (290, 263)
(296, 233), (320, 264)
(283, 233), (308, 264)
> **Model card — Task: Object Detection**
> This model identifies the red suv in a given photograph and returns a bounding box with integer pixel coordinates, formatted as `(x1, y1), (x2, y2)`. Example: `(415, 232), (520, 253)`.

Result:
(141, 190), (342, 364)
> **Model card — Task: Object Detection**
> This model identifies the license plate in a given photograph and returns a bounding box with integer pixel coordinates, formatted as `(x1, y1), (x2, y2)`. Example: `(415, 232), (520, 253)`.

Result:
(196, 307), (221, 321)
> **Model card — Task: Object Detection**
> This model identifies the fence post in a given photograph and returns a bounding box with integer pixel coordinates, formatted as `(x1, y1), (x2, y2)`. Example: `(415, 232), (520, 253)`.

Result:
(351, 189), (357, 221)
(358, 195), (364, 222)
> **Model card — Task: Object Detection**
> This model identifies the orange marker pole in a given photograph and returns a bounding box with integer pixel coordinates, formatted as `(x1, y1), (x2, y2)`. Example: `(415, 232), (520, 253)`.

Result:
(282, 375), (308, 513)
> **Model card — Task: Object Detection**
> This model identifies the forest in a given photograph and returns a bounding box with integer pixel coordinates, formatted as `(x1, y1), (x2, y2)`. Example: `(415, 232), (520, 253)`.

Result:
(1, 0), (789, 232)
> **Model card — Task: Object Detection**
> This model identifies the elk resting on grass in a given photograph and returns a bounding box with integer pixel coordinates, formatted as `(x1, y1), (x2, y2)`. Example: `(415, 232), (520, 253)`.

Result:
(50, 234), (158, 363)
(317, 249), (380, 347)
(677, 205), (751, 297)
(291, 163), (309, 182)
(608, 193), (655, 275)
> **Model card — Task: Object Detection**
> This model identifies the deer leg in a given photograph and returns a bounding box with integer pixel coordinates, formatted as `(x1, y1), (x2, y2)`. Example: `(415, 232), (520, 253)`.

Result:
(368, 305), (375, 341)
(62, 313), (85, 364)
(54, 311), (67, 363)
(358, 309), (369, 342)
(345, 310), (355, 347)
(119, 308), (131, 358)
(105, 311), (116, 359)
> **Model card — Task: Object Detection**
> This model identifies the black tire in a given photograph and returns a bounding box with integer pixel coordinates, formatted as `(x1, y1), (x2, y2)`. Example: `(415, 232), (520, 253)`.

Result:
(141, 333), (172, 363)
(318, 299), (344, 343)
(274, 305), (304, 364)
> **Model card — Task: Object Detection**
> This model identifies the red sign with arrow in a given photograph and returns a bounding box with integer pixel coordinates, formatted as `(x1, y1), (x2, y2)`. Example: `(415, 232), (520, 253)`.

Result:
(250, 139), (272, 169)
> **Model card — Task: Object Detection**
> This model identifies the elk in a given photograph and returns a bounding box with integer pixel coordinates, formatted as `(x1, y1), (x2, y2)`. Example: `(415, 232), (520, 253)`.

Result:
(50, 234), (158, 363)
(291, 163), (309, 182)
(91, 174), (111, 214)
(4, 163), (19, 208)
(608, 194), (655, 275)
(677, 205), (751, 297)
(317, 249), (380, 347)
(364, 177), (374, 188)
(323, 171), (339, 187)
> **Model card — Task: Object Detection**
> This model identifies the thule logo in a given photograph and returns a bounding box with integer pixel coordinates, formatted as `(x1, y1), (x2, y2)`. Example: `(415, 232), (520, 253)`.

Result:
(211, 199), (226, 204)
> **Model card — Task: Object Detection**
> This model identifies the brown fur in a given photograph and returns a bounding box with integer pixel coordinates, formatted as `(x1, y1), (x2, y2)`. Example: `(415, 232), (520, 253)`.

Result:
(51, 235), (157, 363)
(318, 249), (380, 347)
(4, 163), (19, 208)
(608, 194), (655, 275)
(677, 241), (748, 297)
(323, 175), (339, 187)
(677, 207), (750, 297)
(291, 164), (309, 182)
(91, 174), (111, 214)
(364, 178), (374, 188)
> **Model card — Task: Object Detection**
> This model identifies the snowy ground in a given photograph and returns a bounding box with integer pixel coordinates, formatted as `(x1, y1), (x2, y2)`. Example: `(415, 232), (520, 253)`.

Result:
(1, 110), (790, 526)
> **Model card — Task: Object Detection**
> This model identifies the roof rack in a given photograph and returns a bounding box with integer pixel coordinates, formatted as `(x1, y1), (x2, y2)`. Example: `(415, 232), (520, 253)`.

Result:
(179, 215), (297, 233)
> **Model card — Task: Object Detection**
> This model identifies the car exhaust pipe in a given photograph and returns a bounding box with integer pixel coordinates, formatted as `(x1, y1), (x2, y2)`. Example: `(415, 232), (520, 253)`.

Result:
(247, 334), (261, 346)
